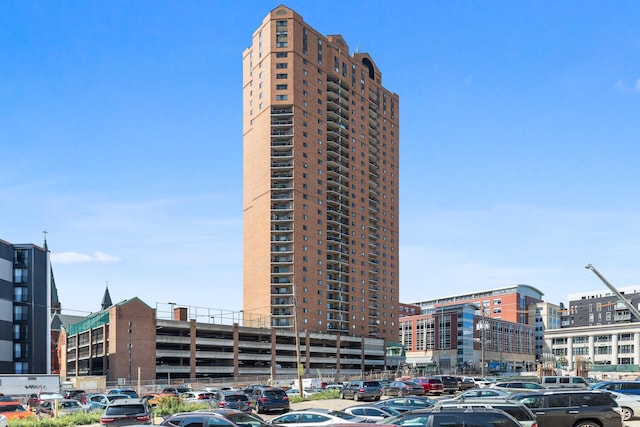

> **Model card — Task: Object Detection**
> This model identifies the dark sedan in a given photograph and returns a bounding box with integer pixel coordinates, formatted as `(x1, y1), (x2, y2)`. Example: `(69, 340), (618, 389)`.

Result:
(382, 381), (425, 397)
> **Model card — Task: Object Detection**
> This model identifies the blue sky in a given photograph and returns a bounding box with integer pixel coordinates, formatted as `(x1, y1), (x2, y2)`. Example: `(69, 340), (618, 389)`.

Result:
(1, 1), (639, 318)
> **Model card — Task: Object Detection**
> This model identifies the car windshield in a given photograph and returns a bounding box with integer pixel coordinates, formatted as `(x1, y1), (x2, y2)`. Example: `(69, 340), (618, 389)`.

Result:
(105, 404), (146, 415)
(0, 404), (28, 412)
(225, 394), (248, 402)
(265, 391), (286, 398)
(328, 410), (358, 420)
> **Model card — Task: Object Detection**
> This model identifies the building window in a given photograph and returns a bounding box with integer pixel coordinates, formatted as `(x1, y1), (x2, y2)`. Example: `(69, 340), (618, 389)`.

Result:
(276, 73), (288, 79)
(276, 84), (288, 90)
(275, 95), (288, 100)
(276, 63), (288, 69)
(13, 268), (28, 283)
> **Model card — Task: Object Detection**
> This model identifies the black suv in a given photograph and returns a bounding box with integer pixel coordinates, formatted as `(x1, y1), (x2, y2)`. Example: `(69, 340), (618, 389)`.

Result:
(340, 380), (383, 401)
(245, 386), (290, 414)
(383, 407), (522, 427)
(513, 390), (622, 427)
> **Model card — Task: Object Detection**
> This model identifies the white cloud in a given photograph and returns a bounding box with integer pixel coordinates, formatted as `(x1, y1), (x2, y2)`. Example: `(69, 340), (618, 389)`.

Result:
(51, 251), (121, 264)
(615, 78), (640, 93)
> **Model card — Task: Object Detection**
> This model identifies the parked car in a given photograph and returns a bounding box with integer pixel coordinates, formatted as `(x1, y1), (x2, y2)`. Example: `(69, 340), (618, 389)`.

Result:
(541, 376), (589, 389)
(340, 381), (383, 401)
(457, 376), (478, 390)
(472, 377), (493, 388)
(266, 408), (369, 427)
(513, 389), (622, 427)
(99, 398), (152, 427)
(162, 386), (194, 396)
(214, 391), (253, 413)
(109, 389), (139, 398)
(35, 398), (89, 417)
(246, 386), (290, 414)
(371, 396), (436, 412)
(342, 405), (401, 421)
(439, 387), (513, 402)
(434, 399), (538, 427)
(381, 381), (425, 397)
(491, 381), (547, 394)
(606, 390), (640, 421)
(412, 377), (443, 395)
(27, 392), (64, 408)
(0, 401), (35, 420)
(64, 389), (88, 404)
(161, 410), (266, 427)
(141, 393), (179, 407)
(590, 380), (640, 395)
(378, 407), (523, 427)
(179, 391), (216, 404)
(88, 393), (132, 410)
(432, 375), (459, 394)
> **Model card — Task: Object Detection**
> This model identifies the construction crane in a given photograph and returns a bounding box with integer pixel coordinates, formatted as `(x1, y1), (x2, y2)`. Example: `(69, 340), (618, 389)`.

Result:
(585, 264), (640, 322)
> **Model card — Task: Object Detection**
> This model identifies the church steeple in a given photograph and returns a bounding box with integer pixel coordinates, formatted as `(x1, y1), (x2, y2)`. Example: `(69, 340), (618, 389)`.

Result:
(44, 230), (61, 314)
(101, 282), (113, 310)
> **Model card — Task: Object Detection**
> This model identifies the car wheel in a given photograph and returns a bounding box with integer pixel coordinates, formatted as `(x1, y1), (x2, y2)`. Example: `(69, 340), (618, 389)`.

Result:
(399, 389), (406, 396)
(621, 407), (633, 421)
(354, 393), (360, 401)
(340, 392), (345, 400)
(256, 405), (262, 414)
(374, 396), (381, 401)
(573, 422), (603, 427)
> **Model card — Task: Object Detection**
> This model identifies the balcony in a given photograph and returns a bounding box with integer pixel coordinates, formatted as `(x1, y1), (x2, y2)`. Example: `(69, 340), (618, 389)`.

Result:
(272, 108), (293, 115)
(271, 162), (293, 168)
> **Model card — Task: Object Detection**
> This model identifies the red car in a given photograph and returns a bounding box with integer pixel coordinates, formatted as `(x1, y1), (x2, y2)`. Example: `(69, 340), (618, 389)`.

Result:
(413, 377), (444, 395)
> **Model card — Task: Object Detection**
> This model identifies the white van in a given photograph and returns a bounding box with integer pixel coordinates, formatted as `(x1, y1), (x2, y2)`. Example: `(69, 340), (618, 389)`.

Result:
(541, 376), (588, 388)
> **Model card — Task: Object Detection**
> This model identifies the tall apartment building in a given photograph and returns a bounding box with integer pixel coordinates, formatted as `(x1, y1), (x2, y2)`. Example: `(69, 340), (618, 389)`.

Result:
(242, 6), (400, 340)
(0, 238), (54, 373)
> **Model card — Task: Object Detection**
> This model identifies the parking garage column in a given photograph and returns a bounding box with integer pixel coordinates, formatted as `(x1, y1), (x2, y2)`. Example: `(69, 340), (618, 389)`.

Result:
(634, 332), (640, 365)
(611, 333), (618, 365)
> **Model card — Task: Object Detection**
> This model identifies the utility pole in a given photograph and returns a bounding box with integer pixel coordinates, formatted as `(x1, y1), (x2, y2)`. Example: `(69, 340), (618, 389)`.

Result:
(128, 322), (133, 384)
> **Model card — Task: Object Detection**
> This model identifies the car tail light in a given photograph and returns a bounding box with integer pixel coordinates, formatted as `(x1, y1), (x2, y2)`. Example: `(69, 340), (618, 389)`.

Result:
(258, 397), (267, 402)
(218, 401), (228, 407)
(136, 415), (151, 422)
(531, 423), (537, 427)
(359, 388), (365, 392)
(100, 418), (115, 424)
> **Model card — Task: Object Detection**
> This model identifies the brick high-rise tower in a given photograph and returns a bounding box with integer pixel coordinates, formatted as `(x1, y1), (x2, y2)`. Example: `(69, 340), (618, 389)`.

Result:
(242, 6), (399, 340)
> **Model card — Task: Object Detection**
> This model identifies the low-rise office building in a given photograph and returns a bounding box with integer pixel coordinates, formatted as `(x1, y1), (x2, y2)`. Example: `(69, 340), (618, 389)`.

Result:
(546, 322), (640, 370)
(399, 303), (536, 374)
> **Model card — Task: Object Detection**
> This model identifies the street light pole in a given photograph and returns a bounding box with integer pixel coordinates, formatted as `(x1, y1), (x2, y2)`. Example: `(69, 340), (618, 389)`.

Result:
(481, 317), (486, 378)
(292, 285), (304, 394)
